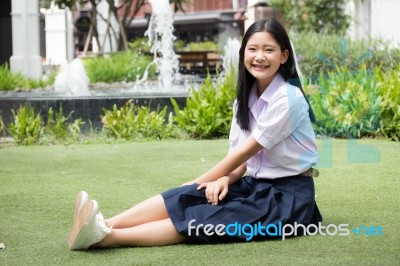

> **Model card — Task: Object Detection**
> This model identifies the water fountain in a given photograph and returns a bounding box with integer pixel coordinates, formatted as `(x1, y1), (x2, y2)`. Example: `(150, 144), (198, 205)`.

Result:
(221, 38), (241, 75)
(0, 0), (240, 131)
(145, 0), (180, 90)
(54, 58), (90, 96)
(0, 0), (183, 130)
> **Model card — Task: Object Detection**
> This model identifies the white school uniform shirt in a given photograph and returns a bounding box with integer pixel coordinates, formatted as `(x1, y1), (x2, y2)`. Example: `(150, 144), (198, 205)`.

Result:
(228, 73), (318, 179)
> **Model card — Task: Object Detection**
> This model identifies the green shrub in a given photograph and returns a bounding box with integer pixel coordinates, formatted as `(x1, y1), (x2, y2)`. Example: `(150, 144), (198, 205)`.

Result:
(8, 105), (43, 145)
(23, 70), (58, 89)
(171, 69), (236, 139)
(0, 63), (58, 90)
(101, 100), (176, 140)
(306, 66), (381, 138)
(375, 67), (400, 141)
(83, 51), (156, 83)
(0, 63), (25, 90)
(44, 105), (84, 143)
(292, 32), (400, 80)
(181, 41), (220, 52)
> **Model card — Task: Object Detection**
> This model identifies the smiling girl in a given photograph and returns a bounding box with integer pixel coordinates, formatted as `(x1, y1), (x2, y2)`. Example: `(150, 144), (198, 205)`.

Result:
(67, 18), (322, 250)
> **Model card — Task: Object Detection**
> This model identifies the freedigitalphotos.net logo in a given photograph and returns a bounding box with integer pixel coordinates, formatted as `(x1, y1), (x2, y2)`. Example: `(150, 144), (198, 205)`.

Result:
(188, 220), (383, 241)
(352, 225), (383, 236)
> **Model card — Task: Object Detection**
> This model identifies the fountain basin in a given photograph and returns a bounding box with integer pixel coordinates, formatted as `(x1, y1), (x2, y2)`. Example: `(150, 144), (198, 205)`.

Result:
(0, 90), (188, 132)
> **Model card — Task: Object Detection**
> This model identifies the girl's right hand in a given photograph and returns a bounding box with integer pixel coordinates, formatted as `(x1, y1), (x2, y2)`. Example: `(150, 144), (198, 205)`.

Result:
(197, 177), (229, 205)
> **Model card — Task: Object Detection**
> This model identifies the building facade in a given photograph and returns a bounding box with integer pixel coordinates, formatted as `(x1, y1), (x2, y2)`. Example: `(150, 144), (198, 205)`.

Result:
(125, 0), (248, 43)
(1, 0), (399, 76)
(347, 0), (400, 46)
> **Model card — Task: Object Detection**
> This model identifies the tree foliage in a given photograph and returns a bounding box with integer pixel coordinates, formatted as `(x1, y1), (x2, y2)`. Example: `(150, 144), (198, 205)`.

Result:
(270, 0), (350, 34)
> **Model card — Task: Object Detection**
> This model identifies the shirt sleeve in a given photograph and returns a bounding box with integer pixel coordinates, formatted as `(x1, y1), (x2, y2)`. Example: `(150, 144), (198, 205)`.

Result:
(253, 86), (308, 150)
(228, 100), (241, 154)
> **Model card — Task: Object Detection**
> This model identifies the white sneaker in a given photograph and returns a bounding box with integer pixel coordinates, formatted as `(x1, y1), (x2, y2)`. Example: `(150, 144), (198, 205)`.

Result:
(74, 191), (89, 220)
(68, 200), (112, 250)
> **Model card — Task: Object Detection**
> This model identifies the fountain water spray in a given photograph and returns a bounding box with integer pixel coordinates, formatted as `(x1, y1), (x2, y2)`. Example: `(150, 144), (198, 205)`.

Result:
(145, 0), (180, 90)
(222, 38), (241, 75)
(54, 58), (90, 96)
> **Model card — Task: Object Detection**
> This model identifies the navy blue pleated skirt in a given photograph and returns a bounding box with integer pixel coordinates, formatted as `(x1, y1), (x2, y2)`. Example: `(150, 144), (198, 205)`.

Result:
(161, 175), (322, 243)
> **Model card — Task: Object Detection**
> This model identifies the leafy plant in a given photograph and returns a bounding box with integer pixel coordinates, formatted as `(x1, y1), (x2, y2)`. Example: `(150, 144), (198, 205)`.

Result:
(375, 67), (400, 141)
(101, 100), (176, 140)
(171, 69), (236, 139)
(0, 63), (25, 90)
(45, 105), (84, 143)
(306, 66), (381, 138)
(8, 105), (43, 145)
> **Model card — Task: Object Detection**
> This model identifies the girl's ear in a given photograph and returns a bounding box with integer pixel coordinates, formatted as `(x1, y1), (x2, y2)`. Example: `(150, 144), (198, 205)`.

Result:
(280, 50), (289, 64)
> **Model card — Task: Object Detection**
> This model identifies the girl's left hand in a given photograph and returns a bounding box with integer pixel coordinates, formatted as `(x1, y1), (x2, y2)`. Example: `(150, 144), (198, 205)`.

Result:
(197, 177), (229, 205)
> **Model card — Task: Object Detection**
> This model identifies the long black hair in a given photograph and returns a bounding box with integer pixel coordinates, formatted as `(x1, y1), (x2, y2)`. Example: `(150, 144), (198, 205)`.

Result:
(236, 18), (316, 131)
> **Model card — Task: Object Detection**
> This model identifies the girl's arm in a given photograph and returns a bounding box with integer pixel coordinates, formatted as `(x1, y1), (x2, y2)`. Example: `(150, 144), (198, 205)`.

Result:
(194, 135), (263, 184)
(197, 163), (246, 205)
(181, 163), (246, 187)
(192, 136), (261, 205)
(222, 163), (247, 185)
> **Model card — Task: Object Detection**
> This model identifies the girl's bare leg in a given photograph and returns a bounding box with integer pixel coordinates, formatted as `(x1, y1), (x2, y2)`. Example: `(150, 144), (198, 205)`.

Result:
(105, 194), (169, 229)
(98, 218), (186, 247)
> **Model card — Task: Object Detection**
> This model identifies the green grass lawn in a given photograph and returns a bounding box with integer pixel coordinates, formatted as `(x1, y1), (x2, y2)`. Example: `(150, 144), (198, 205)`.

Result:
(0, 139), (399, 265)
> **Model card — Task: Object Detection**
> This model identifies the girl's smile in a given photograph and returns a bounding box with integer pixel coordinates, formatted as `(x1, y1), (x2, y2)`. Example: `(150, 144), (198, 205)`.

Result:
(252, 64), (270, 70)
(244, 31), (288, 93)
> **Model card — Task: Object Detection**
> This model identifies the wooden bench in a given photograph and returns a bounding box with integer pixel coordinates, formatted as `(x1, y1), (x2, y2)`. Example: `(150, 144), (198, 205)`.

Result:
(176, 51), (222, 74)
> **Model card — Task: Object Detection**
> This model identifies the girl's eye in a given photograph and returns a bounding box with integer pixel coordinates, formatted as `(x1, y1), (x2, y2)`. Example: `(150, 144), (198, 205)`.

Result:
(266, 49), (274, 53)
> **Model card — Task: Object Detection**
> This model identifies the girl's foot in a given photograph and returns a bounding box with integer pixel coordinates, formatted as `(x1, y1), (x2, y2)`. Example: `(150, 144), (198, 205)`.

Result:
(74, 191), (89, 220)
(68, 200), (111, 250)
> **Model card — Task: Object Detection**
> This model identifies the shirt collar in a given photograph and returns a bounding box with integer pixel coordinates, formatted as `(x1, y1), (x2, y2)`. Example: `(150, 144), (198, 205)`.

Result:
(260, 73), (285, 102)
(249, 73), (285, 106)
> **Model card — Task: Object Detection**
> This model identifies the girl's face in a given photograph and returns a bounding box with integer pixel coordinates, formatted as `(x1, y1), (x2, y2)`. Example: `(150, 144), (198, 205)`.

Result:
(244, 31), (288, 92)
